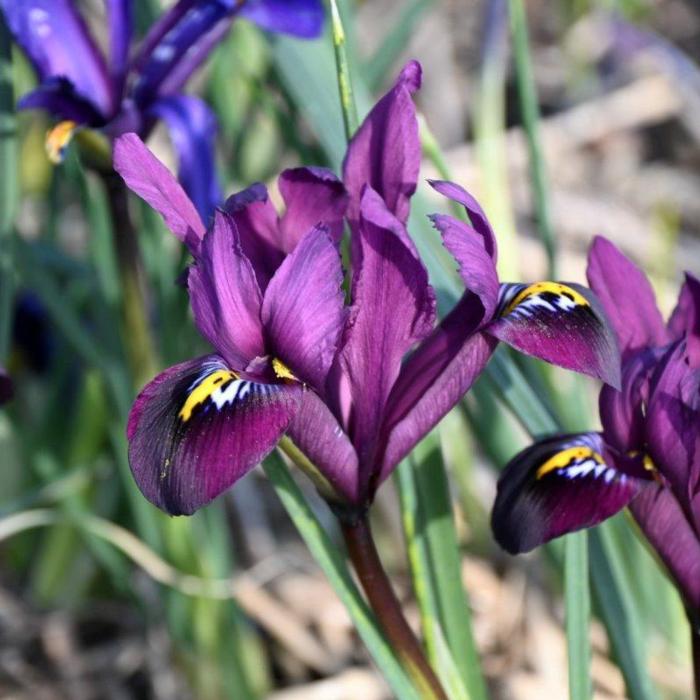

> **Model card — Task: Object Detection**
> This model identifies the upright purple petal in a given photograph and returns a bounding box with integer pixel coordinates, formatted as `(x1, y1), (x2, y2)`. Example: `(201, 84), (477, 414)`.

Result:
(278, 167), (348, 248)
(239, 0), (324, 38)
(0, 0), (113, 115)
(429, 180), (497, 261)
(113, 133), (205, 254)
(381, 301), (497, 479)
(17, 77), (105, 125)
(131, 1), (234, 103)
(430, 212), (499, 321)
(127, 355), (301, 515)
(645, 341), (700, 525)
(487, 281), (621, 388)
(106, 0), (132, 97)
(285, 392), (359, 503)
(668, 273), (700, 366)
(188, 212), (265, 369)
(630, 485), (700, 612)
(224, 183), (284, 290)
(492, 433), (646, 554)
(261, 225), (346, 391)
(339, 187), (435, 480)
(149, 95), (222, 224)
(587, 236), (667, 356)
(342, 61), (422, 226)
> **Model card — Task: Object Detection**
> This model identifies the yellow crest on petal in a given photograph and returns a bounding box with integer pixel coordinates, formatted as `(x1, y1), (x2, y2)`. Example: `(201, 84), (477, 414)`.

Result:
(536, 446), (604, 480)
(179, 369), (239, 423)
(46, 121), (78, 164)
(504, 282), (590, 316)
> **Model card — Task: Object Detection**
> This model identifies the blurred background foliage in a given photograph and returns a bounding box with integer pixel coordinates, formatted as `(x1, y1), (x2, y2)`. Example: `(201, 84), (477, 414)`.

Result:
(1, 0), (699, 697)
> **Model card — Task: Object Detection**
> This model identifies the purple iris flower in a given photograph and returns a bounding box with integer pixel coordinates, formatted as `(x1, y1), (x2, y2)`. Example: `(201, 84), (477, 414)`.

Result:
(492, 236), (700, 615)
(117, 61), (620, 518)
(0, 0), (324, 218)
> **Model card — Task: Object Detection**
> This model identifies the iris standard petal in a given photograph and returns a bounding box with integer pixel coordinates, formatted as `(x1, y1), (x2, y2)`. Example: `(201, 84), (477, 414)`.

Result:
(105, 0), (132, 97)
(428, 180), (497, 261)
(381, 301), (497, 481)
(630, 485), (700, 612)
(340, 187), (435, 475)
(285, 391), (360, 503)
(113, 133), (205, 254)
(586, 236), (667, 355)
(127, 354), (301, 515)
(645, 341), (700, 523)
(239, 0), (324, 38)
(668, 273), (700, 366)
(342, 60), (422, 226)
(487, 281), (621, 388)
(188, 211), (265, 369)
(278, 167), (348, 248)
(261, 225), (346, 391)
(431, 212), (499, 320)
(149, 95), (222, 224)
(491, 433), (645, 554)
(224, 183), (284, 290)
(0, 0), (113, 115)
(18, 77), (105, 125)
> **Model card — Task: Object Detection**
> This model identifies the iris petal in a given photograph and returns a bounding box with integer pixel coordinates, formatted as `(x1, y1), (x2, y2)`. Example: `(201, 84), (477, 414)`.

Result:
(491, 433), (644, 554)
(127, 355), (301, 515)
(487, 281), (621, 388)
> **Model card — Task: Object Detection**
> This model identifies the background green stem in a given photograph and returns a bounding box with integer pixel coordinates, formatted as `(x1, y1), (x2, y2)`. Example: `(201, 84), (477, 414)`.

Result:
(341, 514), (448, 700)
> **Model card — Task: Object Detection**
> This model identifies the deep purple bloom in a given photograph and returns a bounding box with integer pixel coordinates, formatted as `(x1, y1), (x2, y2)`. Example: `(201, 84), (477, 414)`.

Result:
(0, 0), (323, 218)
(492, 236), (700, 614)
(118, 61), (619, 517)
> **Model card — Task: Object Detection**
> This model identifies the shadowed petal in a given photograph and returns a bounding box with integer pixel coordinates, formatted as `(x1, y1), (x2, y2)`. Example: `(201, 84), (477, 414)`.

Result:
(488, 281), (621, 388)
(239, 0), (324, 37)
(262, 225), (346, 391)
(224, 183), (284, 290)
(668, 273), (700, 366)
(114, 133), (205, 254)
(491, 433), (645, 554)
(428, 180), (497, 261)
(0, 366), (13, 404)
(343, 61), (422, 226)
(630, 485), (700, 612)
(285, 391), (359, 503)
(127, 355), (301, 515)
(381, 300), (496, 480)
(587, 236), (667, 355)
(188, 211), (265, 369)
(278, 167), (348, 248)
(149, 95), (222, 224)
(430, 212), (499, 320)
(0, 0), (113, 114)
(646, 341), (700, 525)
(18, 77), (105, 125)
(340, 187), (435, 476)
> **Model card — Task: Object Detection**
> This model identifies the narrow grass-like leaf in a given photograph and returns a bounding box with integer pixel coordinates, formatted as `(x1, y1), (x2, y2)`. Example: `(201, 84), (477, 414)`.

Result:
(263, 453), (421, 700)
(399, 433), (487, 700)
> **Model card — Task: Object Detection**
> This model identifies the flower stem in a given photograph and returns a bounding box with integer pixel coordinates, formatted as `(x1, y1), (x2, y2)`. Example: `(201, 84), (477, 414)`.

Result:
(101, 170), (158, 388)
(341, 514), (448, 700)
(328, 0), (359, 142)
(692, 622), (700, 700)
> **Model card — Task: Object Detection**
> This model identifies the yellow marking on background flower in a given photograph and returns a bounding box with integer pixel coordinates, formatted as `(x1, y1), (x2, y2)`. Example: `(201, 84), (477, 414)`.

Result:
(536, 446), (603, 479)
(506, 282), (589, 315)
(272, 358), (296, 381)
(46, 121), (78, 163)
(179, 369), (237, 423)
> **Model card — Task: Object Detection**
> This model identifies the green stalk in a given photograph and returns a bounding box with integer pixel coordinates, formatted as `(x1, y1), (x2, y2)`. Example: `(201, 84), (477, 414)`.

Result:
(0, 16), (17, 361)
(508, 0), (556, 277)
(327, 0), (358, 141)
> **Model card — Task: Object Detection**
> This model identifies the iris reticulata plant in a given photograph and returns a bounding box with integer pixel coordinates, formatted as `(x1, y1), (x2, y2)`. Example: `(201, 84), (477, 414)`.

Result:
(116, 60), (622, 698)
